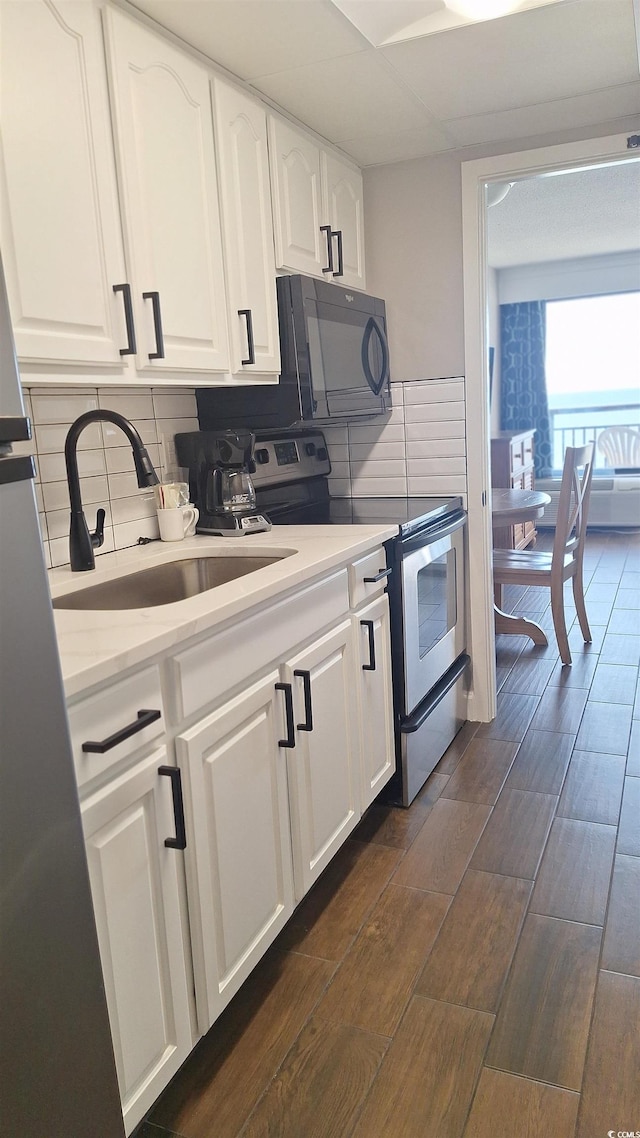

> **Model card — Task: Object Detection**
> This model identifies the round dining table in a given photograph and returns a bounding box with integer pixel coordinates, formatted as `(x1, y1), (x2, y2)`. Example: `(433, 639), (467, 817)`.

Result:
(491, 487), (552, 644)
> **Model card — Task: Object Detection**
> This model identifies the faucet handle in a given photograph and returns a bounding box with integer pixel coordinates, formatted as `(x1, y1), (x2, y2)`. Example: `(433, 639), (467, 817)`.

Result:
(91, 508), (106, 550)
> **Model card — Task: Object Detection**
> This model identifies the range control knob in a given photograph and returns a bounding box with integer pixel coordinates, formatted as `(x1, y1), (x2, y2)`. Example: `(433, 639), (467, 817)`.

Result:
(316, 446), (328, 461)
(254, 448), (269, 465)
(305, 442), (316, 456)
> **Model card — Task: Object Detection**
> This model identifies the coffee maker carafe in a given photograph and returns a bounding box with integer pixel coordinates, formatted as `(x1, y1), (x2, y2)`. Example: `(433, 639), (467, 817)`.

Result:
(175, 429), (271, 536)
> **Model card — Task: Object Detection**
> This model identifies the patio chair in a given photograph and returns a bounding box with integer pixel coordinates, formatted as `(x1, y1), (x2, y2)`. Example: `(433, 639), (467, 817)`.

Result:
(597, 426), (640, 470)
(493, 443), (595, 665)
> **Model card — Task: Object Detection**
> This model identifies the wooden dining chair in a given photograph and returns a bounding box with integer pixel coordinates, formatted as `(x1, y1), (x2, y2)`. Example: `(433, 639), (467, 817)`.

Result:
(493, 442), (595, 665)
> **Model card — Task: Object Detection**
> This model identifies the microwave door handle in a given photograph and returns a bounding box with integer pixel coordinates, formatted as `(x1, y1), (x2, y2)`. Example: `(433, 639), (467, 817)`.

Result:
(361, 317), (389, 396)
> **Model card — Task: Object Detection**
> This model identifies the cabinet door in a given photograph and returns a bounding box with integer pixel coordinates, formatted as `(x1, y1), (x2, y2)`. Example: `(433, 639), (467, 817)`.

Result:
(268, 116), (328, 278)
(104, 8), (229, 374)
(177, 672), (294, 1032)
(81, 748), (193, 1135)
(213, 81), (280, 375)
(0, 0), (127, 366)
(356, 595), (395, 809)
(322, 151), (366, 290)
(284, 620), (360, 899)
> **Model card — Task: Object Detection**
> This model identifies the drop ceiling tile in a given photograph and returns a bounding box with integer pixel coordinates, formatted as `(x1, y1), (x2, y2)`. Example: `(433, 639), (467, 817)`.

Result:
(128, 0), (368, 80)
(381, 0), (638, 120)
(339, 123), (456, 165)
(253, 51), (433, 141)
(446, 83), (640, 147)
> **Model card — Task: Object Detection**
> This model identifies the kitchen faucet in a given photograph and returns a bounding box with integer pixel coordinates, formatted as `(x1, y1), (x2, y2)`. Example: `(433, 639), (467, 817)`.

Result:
(65, 410), (159, 571)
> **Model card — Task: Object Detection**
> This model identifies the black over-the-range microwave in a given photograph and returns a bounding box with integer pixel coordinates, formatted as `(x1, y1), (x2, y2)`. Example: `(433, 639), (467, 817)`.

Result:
(196, 273), (392, 431)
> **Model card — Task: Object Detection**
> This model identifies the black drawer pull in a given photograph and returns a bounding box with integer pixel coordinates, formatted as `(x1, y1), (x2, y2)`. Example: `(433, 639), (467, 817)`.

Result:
(158, 766), (187, 850)
(143, 291), (165, 359)
(238, 308), (255, 365)
(364, 567), (392, 583)
(320, 224), (333, 274)
(361, 620), (376, 671)
(276, 682), (295, 748)
(294, 669), (313, 732)
(81, 708), (161, 754)
(112, 283), (137, 356)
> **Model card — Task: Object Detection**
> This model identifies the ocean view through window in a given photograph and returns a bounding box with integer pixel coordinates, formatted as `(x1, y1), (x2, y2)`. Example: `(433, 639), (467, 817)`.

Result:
(545, 293), (640, 472)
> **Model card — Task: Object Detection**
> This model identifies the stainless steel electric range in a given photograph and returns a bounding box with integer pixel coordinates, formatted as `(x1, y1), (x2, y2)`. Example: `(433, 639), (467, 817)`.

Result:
(187, 430), (470, 806)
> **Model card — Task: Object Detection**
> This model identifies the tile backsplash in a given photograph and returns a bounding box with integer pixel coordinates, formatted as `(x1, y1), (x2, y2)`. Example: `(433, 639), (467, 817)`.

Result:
(18, 386), (198, 568)
(21, 377), (467, 569)
(323, 378), (467, 500)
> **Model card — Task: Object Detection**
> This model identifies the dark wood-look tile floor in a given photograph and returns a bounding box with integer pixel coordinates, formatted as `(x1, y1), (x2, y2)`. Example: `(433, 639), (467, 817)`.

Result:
(141, 530), (640, 1138)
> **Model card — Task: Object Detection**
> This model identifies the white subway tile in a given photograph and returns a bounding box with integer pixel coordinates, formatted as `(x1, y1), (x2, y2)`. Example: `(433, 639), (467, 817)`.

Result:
(325, 442), (349, 463)
(404, 401), (465, 424)
(113, 515), (159, 550)
(152, 391), (198, 419)
(49, 527), (115, 568)
(34, 483), (44, 512)
(10, 436), (36, 458)
(107, 471), (140, 500)
(105, 442), (161, 475)
(98, 391), (154, 420)
(321, 426), (349, 446)
(34, 421), (103, 454)
(38, 512), (49, 542)
(403, 379), (464, 405)
(42, 540), (52, 569)
(46, 503), (112, 541)
(157, 418), (199, 455)
(101, 418), (158, 448)
(30, 390), (99, 424)
(406, 438), (466, 459)
(405, 420), (465, 440)
(42, 475), (108, 512)
(327, 459), (350, 479)
(350, 476), (407, 497)
(348, 423), (405, 444)
(349, 441), (405, 462)
(389, 382), (404, 405)
(37, 448), (107, 483)
(408, 475), (467, 496)
(407, 457), (466, 478)
(110, 492), (157, 526)
(351, 458), (407, 479)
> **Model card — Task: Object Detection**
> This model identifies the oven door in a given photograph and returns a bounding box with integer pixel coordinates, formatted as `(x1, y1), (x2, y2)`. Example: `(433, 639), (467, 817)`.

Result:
(400, 511), (466, 716)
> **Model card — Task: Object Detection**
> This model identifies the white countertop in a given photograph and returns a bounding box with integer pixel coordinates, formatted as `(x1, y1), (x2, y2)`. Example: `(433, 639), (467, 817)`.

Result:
(49, 524), (397, 699)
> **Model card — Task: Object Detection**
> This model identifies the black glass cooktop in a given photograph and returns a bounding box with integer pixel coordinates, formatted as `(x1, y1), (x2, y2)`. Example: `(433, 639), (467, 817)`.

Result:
(262, 492), (464, 539)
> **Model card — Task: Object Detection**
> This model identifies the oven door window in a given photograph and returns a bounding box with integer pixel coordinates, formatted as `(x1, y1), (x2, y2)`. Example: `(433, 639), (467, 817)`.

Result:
(417, 548), (457, 657)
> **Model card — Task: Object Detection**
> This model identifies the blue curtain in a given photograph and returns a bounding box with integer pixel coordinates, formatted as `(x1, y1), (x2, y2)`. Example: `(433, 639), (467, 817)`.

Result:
(500, 301), (553, 478)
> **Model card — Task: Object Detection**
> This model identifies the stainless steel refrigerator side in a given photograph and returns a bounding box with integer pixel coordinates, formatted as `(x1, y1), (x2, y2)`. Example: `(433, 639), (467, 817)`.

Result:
(0, 259), (125, 1136)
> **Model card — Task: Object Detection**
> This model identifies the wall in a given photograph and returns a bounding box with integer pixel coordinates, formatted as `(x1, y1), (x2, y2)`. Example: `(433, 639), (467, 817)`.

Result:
(15, 386), (198, 568)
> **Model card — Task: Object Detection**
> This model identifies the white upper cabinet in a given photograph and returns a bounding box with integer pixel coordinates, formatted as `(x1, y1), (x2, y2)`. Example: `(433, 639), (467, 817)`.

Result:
(103, 7), (230, 374)
(0, 0), (128, 366)
(212, 80), (281, 375)
(269, 116), (366, 291)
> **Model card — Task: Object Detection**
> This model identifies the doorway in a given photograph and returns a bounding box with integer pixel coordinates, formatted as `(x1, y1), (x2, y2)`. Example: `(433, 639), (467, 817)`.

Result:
(460, 132), (638, 722)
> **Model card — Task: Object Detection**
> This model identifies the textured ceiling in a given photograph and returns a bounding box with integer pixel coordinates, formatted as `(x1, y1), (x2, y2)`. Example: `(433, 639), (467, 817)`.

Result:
(487, 159), (640, 266)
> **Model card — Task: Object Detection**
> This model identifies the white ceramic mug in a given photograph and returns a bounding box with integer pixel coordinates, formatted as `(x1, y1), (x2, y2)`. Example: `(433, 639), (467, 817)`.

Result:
(157, 505), (199, 542)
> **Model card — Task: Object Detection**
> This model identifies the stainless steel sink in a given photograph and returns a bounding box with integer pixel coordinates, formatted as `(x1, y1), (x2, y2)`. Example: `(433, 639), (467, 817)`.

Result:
(52, 555), (289, 610)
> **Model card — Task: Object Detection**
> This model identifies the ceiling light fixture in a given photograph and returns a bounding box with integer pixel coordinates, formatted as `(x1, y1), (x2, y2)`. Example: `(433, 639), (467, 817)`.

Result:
(486, 181), (515, 206)
(444, 0), (522, 20)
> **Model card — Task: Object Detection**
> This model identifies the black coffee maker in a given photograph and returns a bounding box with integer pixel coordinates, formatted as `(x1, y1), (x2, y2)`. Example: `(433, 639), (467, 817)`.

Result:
(175, 430), (271, 535)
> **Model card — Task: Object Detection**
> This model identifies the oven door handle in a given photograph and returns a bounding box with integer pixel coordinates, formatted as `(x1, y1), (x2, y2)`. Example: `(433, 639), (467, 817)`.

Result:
(399, 509), (466, 557)
(400, 654), (470, 733)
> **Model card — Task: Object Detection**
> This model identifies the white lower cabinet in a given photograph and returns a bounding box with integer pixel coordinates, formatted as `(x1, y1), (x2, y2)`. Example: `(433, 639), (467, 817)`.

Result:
(81, 747), (193, 1135)
(283, 620), (361, 898)
(356, 594), (395, 809)
(176, 671), (295, 1033)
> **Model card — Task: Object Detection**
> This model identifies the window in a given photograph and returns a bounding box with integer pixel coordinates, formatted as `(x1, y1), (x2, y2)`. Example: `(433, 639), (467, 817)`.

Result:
(545, 293), (640, 472)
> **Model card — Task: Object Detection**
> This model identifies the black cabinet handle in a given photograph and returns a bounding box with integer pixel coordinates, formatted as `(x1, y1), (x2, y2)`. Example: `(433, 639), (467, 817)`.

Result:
(276, 682), (295, 748)
(294, 669), (313, 732)
(361, 620), (376, 671)
(81, 708), (161, 754)
(238, 309), (255, 365)
(332, 229), (344, 277)
(142, 291), (165, 359)
(364, 567), (392, 583)
(112, 283), (137, 356)
(320, 224), (334, 274)
(158, 766), (187, 850)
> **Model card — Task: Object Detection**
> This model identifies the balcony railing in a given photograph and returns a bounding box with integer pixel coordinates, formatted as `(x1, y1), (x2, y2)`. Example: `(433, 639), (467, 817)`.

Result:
(549, 403), (640, 472)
